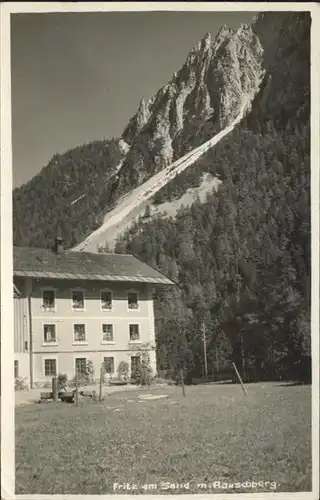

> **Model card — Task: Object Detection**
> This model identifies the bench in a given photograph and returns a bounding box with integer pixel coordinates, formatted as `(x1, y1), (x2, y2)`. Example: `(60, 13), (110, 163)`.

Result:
(40, 390), (75, 403)
(60, 391), (75, 403)
(40, 392), (53, 400)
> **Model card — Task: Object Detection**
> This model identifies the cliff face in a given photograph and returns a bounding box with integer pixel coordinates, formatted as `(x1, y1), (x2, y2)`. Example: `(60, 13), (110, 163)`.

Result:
(116, 24), (264, 194)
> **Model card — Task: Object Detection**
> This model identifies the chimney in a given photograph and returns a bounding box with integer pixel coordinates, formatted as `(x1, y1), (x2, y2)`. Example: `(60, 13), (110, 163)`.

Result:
(54, 236), (64, 254)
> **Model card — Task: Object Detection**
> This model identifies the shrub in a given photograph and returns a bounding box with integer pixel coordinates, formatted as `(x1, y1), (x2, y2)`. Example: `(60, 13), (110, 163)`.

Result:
(70, 361), (95, 387)
(58, 373), (68, 391)
(144, 205), (151, 218)
(71, 375), (90, 387)
(152, 376), (175, 386)
(117, 361), (129, 381)
(131, 353), (153, 386)
(99, 363), (112, 385)
(15, 377), (29, 392)
(86, 360), (94, 382)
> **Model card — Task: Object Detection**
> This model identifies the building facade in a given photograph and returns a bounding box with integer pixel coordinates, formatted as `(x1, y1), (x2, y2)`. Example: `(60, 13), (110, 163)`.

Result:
(13, 243), (175, 387)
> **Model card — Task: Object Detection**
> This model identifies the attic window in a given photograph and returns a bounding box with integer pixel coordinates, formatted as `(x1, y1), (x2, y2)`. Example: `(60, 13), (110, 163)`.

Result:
(128, 292), (139, 310)
(101, 291), (112, 311)
(72, 290), (85, 311)
(42, 290), (55, 310)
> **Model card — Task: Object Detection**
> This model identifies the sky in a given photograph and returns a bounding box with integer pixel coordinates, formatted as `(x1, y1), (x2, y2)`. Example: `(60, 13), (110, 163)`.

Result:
(11, 10), (256, 188)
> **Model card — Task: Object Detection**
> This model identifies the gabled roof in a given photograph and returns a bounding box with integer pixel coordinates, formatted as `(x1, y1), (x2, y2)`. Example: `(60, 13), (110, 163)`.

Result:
(13, 246), (176, 286)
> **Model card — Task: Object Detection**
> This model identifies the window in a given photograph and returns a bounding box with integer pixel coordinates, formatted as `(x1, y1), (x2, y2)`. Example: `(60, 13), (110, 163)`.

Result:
(24, 341), (28, 351)
(76, 358), (87, 375)
(131, 356), (141, 372)
(42, 290), (55, 310)
(43, 324), (56, 343)
(72, 290), (84, 310)
(101, 291), (112, 311)
(44, 359), (57, 376)
(14, 360), (19, 378)
(129, 324), (140, 341)
(74, 324), (86, 342)
(103, 357), (115, 374)
(102, 324), (114, 342)
(128, 292), (139, 310)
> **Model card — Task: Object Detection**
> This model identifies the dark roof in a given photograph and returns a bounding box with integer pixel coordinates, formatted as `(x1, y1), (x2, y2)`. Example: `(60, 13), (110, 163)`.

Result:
(13, 246), (175, 286)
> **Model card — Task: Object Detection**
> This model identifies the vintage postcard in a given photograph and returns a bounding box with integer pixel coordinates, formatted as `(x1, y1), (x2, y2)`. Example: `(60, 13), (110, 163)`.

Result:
(1, 2), (319, 499)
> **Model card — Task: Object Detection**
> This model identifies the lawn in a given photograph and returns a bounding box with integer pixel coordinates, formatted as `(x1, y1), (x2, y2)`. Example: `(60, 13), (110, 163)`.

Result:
(15, 382), (312, 495)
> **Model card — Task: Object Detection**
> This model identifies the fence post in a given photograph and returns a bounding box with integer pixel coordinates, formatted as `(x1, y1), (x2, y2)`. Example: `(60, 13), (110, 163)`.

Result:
(99, 363), (104, 402)
(75, 368), (79, 406)
(180, 368), (186, 397)
(232, 362), (248, 396)
(52, 376), (58, 402)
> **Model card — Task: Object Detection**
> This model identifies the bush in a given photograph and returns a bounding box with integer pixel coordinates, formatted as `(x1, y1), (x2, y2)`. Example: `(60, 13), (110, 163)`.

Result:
(152, 376), (175, 386)
(15, 377), (29, 392)
(70, 375), (90, 387)
(117, 361), (129, 381)
(58, 373), (68, 391)
(70, 360), (95, 386)
(131, 353), (153, 386)
(99, 363), (114, 385)
(144, 205), (151, 218)
(86, 360), (94, 383)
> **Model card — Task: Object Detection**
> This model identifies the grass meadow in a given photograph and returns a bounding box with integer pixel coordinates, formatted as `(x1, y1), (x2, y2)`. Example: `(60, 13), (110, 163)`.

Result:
(15, 382), (312, 495)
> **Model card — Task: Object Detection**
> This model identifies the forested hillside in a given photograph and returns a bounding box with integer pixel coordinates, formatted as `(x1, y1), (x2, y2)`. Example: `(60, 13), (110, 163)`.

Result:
(115, 12), (311, 383)
(13, 139), (124, 248)
(116, 118), (310, 383)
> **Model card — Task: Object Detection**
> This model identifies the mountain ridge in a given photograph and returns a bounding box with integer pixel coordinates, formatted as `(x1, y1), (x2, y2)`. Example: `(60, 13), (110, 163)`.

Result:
(13, 15), (266, 249)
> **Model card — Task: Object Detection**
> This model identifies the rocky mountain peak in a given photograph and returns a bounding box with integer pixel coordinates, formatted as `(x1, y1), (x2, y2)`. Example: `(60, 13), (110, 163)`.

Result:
(237, 23), (252, 34)
(119, 20), (264, 194)
(136, 98), (150, 131)
(216, 24), (234, 39)
(191, 31), (212, 53)
(203, 31), (212, 46)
